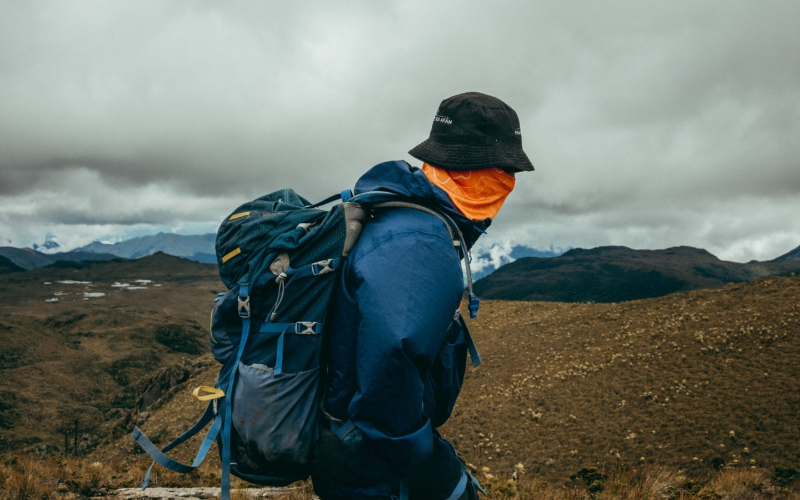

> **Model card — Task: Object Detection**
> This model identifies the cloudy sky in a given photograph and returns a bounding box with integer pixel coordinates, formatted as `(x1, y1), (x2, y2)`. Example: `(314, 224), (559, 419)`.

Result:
(1, 1), (799, 262)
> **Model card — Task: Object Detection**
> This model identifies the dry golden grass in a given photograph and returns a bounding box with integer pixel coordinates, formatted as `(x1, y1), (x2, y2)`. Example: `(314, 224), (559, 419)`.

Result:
(2, 455), (798, 500)
(443, 275), (800, 480)
(0, 453), (257, 498)
(3, 258), (799, 497)
(0, 254), (222, 456)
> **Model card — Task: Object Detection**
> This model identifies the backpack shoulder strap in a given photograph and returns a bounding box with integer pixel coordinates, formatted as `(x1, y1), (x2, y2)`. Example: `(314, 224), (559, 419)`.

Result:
(305, 190), (482, 318)
(368, 199), (480, 318)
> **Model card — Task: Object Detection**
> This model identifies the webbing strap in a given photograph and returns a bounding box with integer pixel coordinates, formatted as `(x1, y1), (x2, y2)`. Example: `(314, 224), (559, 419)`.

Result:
(140, 416), (220, 489)
(274, 327), (289, 375)
(259, 322), (324, 334)
(446, 472), (469, 500)
(464, 330), (483, 367)
(468, 471), (487, 496)
(131, 401), (220, 489)
(222, 296), (253, 500)
(456, 316), (481, 367)
(286, 258), (341, 280)
(462, 324), (482, 368)
(400, 479), (409, 500)
(267, 259), (340, 320)
(262, 321), (323, 375)
(307, 193), (342, 209)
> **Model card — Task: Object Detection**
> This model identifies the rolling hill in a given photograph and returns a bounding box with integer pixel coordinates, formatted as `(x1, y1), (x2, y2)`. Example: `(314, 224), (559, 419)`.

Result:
(0, 256), (24, 275)
(0, 247), (120, 271)
(2, 249), (798, 488)
(474, 245), (800, 302)
(80, 271), (800, 486)
(0, 253), (222, 455)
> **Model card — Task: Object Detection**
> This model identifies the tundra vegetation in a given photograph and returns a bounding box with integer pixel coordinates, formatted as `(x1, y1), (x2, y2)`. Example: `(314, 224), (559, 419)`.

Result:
(0, 255), (797, 498)
(1, 455), (799, 499)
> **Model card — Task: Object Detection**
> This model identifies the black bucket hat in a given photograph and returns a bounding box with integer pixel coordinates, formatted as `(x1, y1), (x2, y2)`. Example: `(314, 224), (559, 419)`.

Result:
(409, 92), (534, 172)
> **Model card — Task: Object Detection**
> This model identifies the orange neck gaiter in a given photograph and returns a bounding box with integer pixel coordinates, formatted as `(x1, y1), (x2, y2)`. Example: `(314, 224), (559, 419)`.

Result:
(422, 163), (516, 221)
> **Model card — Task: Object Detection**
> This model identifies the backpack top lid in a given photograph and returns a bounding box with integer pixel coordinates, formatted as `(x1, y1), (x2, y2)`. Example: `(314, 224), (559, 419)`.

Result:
(215, 189), (330, 289)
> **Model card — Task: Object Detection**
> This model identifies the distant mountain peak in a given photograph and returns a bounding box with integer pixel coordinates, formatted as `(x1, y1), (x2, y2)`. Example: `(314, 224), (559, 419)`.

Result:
(72, 233), (217, 264)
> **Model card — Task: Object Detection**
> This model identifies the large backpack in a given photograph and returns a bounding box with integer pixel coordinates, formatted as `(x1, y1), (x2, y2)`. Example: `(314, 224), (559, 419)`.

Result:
(131, 188), (481, 499)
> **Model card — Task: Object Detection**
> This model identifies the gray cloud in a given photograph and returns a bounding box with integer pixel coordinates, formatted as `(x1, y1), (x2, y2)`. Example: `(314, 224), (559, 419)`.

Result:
(1, 0), (799, 261)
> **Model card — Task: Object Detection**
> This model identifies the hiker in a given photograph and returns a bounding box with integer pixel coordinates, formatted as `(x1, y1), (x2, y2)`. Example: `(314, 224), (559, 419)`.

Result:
(312, 92), (534, 500)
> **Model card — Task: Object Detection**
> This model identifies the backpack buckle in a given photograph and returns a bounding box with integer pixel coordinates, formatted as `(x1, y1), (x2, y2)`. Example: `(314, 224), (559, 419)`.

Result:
(312, 259), (334, 275)
(238, 296), (250, 318)
(296, 322), (318, 335)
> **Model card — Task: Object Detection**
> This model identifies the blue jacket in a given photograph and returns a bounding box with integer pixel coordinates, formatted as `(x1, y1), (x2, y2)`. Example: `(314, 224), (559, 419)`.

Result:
(312, 161), (487, 499)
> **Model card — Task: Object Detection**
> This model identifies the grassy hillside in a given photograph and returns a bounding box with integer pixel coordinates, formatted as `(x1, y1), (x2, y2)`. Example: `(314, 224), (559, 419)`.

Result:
(89, 274), (800, 490)
(0, 256), (23, 275)
(449, 275), (800, 481)
(0, 253), (224, 455)
(2, 255), (798, 496)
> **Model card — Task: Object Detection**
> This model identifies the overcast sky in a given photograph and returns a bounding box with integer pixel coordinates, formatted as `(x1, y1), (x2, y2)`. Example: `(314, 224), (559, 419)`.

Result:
(1, 1), (799, 262)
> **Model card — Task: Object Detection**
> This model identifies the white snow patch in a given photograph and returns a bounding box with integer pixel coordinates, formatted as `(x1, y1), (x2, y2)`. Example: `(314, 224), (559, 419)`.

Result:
(125, 287), (148, 290)
(135, 280), (153, 284)
(54, 291), (68, 296)
(153, 284), (162, 287)
(112, 282), (131, 288)
(57, 280), (91, 285)
(44, 282), (52, 285)
(45, 298), (59, 303)
(83, 292), (106, 298)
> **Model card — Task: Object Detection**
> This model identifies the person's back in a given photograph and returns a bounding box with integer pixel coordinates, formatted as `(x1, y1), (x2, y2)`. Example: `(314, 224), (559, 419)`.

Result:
(313, 92), (534, 500)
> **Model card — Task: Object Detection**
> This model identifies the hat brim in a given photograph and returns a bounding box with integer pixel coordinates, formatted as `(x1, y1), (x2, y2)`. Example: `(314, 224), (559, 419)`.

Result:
(409, 139), (534, 172)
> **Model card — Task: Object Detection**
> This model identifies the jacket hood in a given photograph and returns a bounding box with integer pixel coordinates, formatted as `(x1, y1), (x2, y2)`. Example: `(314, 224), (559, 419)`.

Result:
(353, 160), (490, 248)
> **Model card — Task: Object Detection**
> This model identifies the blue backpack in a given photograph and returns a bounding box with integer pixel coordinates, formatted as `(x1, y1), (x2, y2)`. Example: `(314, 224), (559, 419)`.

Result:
(131, 188), (481, 500)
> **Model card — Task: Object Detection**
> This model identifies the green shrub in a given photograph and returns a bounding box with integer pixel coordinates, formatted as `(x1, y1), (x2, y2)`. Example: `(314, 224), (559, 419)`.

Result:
(155, 324), (204, 354)
(772, 465), (799, 487)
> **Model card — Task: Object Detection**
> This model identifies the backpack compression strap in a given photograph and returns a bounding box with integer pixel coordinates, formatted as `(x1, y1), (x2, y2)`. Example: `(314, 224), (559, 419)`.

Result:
(131, 400), (221, 489)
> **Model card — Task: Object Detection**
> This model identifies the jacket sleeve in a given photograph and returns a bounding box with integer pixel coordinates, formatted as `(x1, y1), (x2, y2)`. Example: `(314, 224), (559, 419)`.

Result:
(346, 229), (464, 473)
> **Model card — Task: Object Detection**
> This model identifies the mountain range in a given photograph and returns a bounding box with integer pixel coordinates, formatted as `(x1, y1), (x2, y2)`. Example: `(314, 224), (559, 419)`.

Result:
(0, 232), (217, 272)
(474, 244), (800, 302)
(4, 232), (800, 305)
(3, 232), (561, 278)
(0, 247), (120, 271)
(73, 232), (216, 263)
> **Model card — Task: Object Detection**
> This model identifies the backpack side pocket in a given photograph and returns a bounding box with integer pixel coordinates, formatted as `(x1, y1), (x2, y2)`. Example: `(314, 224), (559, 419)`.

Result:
(231, 362), (320, 481)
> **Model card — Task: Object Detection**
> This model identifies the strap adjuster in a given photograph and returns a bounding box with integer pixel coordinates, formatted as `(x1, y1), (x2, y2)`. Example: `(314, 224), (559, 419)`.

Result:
(238, 296), (250, 318)
(295, 322), (318, 335)
(311, 259), (334, 275)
